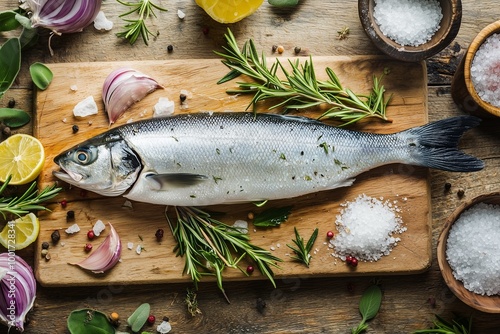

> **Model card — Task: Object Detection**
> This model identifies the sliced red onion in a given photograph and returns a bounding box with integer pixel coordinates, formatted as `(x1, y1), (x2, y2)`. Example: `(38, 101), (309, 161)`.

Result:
(0, 253), (36, 333)
(103, 68), (164, 125)
(71, 223), (121, 274)
(24, 0), (102, 35)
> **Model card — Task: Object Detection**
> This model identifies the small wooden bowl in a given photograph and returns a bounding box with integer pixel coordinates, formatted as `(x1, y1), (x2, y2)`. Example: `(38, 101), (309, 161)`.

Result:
(358, 0), (462, 62)
(437, 193), (500, 313)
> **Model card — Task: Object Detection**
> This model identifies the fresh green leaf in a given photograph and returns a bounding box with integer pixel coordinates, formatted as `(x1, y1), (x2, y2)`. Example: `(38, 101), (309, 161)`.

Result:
(67, 309), (115, 334)
(29, 62), (53, 90)
(359, 285), (382, 321)
(0, 38), (21, 99)
(14, 13), (31, 29)
(127, 303), (150, 332)
(286, 227), (318, 267)
(0, 10), (20, 31)
(253, 206), (292, 227)
(0, 108), (30, 127)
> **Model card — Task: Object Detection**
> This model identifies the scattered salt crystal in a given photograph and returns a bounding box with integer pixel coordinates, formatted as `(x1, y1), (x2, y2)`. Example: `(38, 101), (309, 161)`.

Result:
(232, 220), (248, 234)
(177, 9), (186, 20)
(330, 194), (406, 262)
(127, 242), (134, 250)
(470, 33), (500, 108)
(157, 320), (172, 333)
(65, 224), (80, 234)
(373, 0), (443, 47)
(153, 97), (175, 117)
(93, 220), (106, 236)
(94, 11), (113, 31)
(446, 202), (500, 296)
(136, 245), (143, 255)
(60, 242), (66, 247)
(73, 96), (98, 117)
(70, 85), (78, 91)
(62, 118), (67, 123)
(270, 246), (276, 251)
(276, 243), (281, 248)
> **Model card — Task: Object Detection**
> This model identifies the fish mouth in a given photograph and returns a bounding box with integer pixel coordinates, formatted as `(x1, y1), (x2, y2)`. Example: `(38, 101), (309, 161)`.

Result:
(53, 168), (83, 183)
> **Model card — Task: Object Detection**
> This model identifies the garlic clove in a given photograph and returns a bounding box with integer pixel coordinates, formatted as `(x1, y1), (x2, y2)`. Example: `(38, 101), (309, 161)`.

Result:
(71, 223), (121, 274)
(103, 68), (163, 125)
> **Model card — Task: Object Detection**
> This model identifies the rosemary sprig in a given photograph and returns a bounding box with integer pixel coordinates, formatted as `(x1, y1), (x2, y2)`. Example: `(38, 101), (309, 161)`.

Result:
(0, 175), (61, 220)
(413, 314), (472, 334)
(165, 206), (282, 300)
(215, 29), (392, 126)
(286, 227), (318, 267)
(116, 0), (167, 45)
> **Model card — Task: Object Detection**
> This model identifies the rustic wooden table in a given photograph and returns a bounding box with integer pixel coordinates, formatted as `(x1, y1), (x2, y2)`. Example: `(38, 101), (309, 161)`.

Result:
(1, 0), (500, 333)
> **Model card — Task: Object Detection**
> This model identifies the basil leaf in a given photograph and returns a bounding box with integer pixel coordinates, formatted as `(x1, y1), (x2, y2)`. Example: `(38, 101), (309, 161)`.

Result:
(67, 309), (115, 334)
(20, 26), (39, 49)
(0, 108), (31, 127)
(253, 206), (292, 227)
(0, 38), (21, 99)
(268, 0), (299, 7)
(0, 10), (20, 31)
(30, 62), (53, 90)
(127, 303), (150, 332)
(359, 285), (382, 322)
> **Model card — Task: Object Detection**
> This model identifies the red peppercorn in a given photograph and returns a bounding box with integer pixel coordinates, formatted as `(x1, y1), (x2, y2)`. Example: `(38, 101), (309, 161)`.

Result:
(350, 257), (358, 267)
(87, 230), (95, 240)
(60, 199), (67, 208)
(345, 255), (353, 264)
(84, 243), (93, 252)
(147, 315), (155, 325)
(246, 265), (255, 274)
(155, 228), (164, 241)
(326, 231), (334, 239)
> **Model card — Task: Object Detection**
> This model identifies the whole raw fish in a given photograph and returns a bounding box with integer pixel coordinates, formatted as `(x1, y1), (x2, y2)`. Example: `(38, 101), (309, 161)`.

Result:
(53, 112), (483, 206)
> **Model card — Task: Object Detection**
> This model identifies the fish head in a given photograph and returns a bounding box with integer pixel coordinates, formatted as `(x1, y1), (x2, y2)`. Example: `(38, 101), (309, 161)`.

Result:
(53, 132), (142, 197)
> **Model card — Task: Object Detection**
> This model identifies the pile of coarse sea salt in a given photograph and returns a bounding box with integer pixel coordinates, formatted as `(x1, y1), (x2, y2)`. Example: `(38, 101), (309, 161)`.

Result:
(470, 33), (500, 108)
(330, 194), (406, 262)
(446, 202), (500, 296)
(373, 0), (443, 47)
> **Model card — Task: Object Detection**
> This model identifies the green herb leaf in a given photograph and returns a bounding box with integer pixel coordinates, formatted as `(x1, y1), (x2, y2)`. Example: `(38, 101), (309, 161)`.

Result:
(0, 10), (21, 31)
(0, 38), (21, 99)
(268, 0), (299, 7)
(359, 285), (382, 321)
(67, 309), (115, 334)
(286, 227), (318, 267)
(29, 62), (53, 90)
(253, 206), (292, 227)
(127, 303), (150, 332)
(0, 108), (30, 127)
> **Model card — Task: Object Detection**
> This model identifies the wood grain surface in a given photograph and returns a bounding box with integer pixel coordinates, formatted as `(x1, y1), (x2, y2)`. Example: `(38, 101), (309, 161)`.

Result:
(33, 57), (431, 286)
(1, 0), (500, 333)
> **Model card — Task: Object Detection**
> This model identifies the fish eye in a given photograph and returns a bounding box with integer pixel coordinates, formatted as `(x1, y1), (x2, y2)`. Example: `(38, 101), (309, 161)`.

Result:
(73, 147), (96, 165)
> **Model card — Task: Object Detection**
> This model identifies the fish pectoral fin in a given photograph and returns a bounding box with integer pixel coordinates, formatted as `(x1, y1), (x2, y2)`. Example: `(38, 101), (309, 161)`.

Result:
(145, 173), (209, 190)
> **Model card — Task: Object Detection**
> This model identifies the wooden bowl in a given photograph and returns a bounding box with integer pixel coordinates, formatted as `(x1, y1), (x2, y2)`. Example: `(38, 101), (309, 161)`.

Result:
(358, 0), (462, 62)
(437, 193), (500, 313)
(462, 20), (500, 117)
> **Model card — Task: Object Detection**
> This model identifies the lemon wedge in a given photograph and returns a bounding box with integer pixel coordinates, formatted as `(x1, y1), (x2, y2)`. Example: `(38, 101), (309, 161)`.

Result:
(0, 134), (45, 185)
(195, 0), (264, 23)
(0, 213), (40, 250)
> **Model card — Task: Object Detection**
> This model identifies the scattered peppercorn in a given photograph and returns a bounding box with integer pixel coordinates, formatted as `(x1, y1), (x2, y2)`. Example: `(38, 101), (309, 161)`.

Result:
(147, 315), (156, 325)
(180, 93), (187, 102)
(167, 44), (174, 53)
(2, 126), (11, 137)
(162, 316), (169, 322)
(72, 124), (79, 133)
(109, 312), (120, 322)
(444, 182), (452, 191)
(87, 230), (95, 240)
(60, 199), (68, 208)
(51, 230), (60, 244)
(294, 46), (301, 54)
(41, 249), (49, 257)
(42, 241), (50, 250)
(44, 253), (51, 261)
(345, 255), (359, 267)
(155, 228), (164, 241)
(326, 231), (334, 239)
(84, 243), (93, 252)
(272, 45), (278, 53)
(277, 45), (284, 54)
(247, 212), (254, 220)
(7, 98), (15, 108)
(66, 210), (75, 221)
(457, 188), (465, 198)
(246, 265), (254, 274)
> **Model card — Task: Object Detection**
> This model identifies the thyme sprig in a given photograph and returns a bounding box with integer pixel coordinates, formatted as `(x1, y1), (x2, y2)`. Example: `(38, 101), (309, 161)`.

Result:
(215, 29), (392, 126)
(116, 0), (167, 45)
(165, 206), (281, 300)
(0, 175), (61, 220)
(286, 227), (318, 267)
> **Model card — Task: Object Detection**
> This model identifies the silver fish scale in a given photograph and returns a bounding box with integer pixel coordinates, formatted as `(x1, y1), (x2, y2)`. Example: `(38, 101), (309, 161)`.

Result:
(120, 113), (406, 206)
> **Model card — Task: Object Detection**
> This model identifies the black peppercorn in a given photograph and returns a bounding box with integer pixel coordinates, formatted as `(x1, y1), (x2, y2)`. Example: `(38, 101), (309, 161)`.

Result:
(180, 93), (187, 102)
(457, 188), (465, 198)
(66, 210), (75, 221)
(444, 182), (451, 191)
(272, 45), (278, 53)
(72, 124), (79, 134)
(51, 230), (60, 244)
(155, 228), (164, 241)
(42, 241), (50, 250)
(167, 44), (174, 52)
(7, 98), (15, 108)
(294, 46), (301, 54)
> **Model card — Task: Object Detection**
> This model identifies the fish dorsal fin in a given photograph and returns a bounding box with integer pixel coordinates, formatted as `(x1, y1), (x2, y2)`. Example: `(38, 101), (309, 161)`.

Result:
(145, 173), (209, 190)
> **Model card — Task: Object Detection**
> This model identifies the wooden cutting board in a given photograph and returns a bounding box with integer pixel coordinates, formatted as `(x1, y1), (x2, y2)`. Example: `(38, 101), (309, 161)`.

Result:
(33, 56), (430, 287)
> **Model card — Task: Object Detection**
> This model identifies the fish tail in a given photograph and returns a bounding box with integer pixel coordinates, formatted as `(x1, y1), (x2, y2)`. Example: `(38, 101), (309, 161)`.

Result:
(404, 116), (484, 172)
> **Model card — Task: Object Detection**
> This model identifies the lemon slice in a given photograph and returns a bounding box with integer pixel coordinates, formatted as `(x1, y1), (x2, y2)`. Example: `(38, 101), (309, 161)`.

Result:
(0, 134), (45, 185)
(195, 0), (264, 23)
(0, 213), (40, 250)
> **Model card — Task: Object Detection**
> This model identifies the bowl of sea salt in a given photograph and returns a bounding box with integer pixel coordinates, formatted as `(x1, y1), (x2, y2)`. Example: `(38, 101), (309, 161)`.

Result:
(437, 193), (500, 313)
(358, 0), (462, 62)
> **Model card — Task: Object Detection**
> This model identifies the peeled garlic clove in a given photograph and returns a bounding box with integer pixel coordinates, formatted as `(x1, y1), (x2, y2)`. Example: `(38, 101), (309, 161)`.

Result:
(103, 68), (163, 125)
(72, 223), (121, 274)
